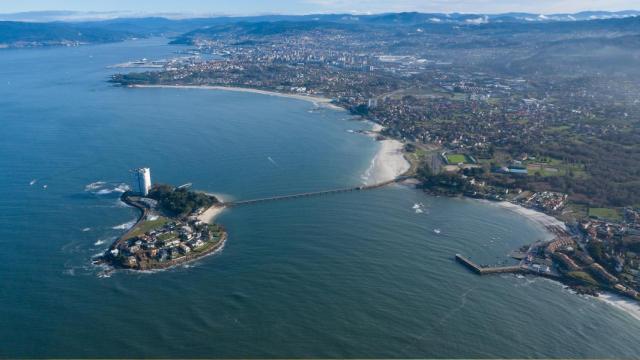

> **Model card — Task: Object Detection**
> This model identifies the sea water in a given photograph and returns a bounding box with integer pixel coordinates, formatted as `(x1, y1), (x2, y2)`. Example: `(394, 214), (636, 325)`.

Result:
(1, 38), (640, 358)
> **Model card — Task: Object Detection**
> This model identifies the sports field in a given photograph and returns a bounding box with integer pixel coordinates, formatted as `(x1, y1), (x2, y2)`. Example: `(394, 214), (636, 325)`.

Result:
(588, 207), (622, 221)
(446, 154), (467, 164)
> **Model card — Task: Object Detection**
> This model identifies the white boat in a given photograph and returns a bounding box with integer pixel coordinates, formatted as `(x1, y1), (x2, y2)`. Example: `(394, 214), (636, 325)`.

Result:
(433, 229), (441, 234)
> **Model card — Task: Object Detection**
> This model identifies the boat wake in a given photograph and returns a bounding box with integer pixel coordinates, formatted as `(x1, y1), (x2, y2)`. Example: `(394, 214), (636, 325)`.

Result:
(267, 156), (279, 167)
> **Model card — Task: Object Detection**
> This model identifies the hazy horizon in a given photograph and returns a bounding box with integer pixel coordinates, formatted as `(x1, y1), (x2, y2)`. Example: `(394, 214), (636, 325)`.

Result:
(0, 0), (639, 18)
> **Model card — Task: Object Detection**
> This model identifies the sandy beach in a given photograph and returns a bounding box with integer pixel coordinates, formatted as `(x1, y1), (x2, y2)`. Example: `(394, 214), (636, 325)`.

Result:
(365, 140), (410, 185)
(597, 292), (640, 322)
(197, 205), (226, 224)
(361, 124), (411, 185)
(490, 200), (567, 230)
(131, 84), (344, 110)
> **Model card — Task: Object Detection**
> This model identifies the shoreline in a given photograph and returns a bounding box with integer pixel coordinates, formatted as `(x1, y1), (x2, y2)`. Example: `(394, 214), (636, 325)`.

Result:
(130, 84), (344, 110)
(131, 232), (228, 273)
(98, 193), (228, 273)
(483, 199), (567, 232)
(481, 197), (640, 320)
(596, 292), (640, 322)
(124, 83), (640, 322)
(361, 123), (411, 185)
(197, 204), (226, 224)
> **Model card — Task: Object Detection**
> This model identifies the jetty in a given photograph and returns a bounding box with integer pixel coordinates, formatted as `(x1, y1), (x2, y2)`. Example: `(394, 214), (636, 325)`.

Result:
(455, 254), (524, 275)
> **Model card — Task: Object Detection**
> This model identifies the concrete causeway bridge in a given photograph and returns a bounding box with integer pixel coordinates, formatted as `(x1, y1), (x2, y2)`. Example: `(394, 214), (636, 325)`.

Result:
(226, 178), (404, 207)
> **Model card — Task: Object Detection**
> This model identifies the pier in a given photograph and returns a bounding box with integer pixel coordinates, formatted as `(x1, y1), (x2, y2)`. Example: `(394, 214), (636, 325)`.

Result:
(455, 254), (524, 275)
(227, 179), (398, 207)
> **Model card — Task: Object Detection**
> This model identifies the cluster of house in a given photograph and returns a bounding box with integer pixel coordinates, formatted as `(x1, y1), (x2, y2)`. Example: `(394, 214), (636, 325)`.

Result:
(521, 191), (568, 213)
(109, 220), (216, 268)
(580, 219), (627, 242)
(545, 235), (624, 288)
(522, 236), (576, 276)
(577, 213), (640, 298)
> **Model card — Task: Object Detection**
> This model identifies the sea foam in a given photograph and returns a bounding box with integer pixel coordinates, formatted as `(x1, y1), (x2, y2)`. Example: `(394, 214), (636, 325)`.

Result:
(85, 181), (130, 195)
(112, 219), (136, 230)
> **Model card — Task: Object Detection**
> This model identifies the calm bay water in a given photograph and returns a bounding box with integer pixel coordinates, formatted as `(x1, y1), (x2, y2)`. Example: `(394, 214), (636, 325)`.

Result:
(1, 38), (640, 358)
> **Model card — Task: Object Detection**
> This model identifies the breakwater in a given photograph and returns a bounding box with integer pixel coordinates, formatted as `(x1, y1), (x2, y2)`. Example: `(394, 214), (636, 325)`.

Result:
(455, 254), (524, 275)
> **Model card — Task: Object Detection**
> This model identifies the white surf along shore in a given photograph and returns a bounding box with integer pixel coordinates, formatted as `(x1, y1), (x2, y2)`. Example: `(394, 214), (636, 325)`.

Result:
(488, 200), (567, 231)
(597, 292), (640, 322)
(362, 123), (411, 185)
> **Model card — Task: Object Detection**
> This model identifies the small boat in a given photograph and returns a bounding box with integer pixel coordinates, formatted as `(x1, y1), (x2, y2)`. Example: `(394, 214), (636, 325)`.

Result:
(433, 229), (441, 234)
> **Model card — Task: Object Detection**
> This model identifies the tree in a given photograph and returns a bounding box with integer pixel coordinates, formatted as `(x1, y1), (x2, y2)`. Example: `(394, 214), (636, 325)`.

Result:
(148, 184), (218, 217)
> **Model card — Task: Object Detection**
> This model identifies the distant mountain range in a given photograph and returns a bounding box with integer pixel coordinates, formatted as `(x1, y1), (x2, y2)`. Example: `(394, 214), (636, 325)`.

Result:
(1, 10), (639, 48)
(1, 10), (639, 23)
(0, 21), (132, 47)
(169, 14), (640, 45)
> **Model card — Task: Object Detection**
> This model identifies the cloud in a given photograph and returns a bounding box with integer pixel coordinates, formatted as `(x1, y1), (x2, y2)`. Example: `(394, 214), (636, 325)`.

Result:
(303, 0), (639, 14)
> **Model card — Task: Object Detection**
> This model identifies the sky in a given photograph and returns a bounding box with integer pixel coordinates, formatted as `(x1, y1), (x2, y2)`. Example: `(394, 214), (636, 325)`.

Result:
(0, 0), (638, 16)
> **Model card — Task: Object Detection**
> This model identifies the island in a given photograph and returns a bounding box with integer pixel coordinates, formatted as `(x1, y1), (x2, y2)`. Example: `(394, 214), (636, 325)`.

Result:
(95, 183), (227, 271)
